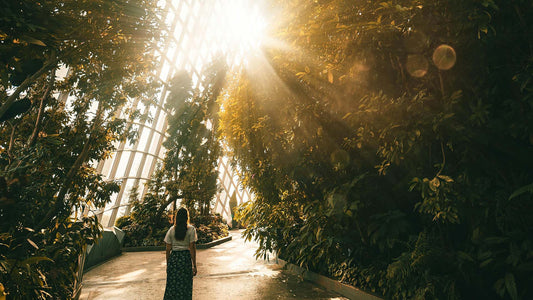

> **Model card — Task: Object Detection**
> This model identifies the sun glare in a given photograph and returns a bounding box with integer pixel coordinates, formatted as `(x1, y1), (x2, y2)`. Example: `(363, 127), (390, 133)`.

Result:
(204, 0), (268, 62)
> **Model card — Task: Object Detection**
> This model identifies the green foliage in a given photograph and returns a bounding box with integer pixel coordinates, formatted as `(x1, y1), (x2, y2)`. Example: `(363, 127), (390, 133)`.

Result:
(117, 59), (231, 248)
(224, 0), (533, 299)
(116, 170), (229, 247)
(115, 215), (133, 229)
(116, 171), (172, 247)
(0, 0), (161, 298)
(162, 59), (227, 216)
(191, 213), (229, 244)
(228, 191), (243, 229)
(116, 193), (229, 246)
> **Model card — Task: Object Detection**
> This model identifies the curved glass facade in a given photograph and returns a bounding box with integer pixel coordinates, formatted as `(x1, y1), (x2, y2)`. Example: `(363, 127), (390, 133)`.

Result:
(95, 0), (259, 227)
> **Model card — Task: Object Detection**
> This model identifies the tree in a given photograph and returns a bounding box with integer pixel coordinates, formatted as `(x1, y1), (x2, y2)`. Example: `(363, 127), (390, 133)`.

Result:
(116, 168), (172, 247)
(0, 0), (162, 298)
(161, 59), (227, 216)
(220, 0), (532, 299)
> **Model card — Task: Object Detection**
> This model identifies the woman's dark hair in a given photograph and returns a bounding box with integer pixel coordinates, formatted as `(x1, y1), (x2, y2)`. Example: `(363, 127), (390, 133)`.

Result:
(174, 207), (189, 240)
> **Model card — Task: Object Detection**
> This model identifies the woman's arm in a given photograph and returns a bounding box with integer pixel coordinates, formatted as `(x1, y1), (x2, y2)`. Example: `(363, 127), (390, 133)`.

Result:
(189, 242), (197, 276)
(166, 243), (172, 262)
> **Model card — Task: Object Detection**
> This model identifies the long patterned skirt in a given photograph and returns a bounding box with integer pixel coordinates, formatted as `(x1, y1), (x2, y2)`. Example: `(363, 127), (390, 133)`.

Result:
(164, 250), (193, 300)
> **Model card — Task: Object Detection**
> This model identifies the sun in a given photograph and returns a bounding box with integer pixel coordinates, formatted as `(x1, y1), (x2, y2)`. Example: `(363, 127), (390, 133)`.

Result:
(166, 0), (272, 85)
(204, 0), (268, 61)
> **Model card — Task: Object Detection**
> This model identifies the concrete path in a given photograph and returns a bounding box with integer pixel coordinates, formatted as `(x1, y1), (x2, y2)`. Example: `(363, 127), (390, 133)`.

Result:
(79, 230), (347, 300)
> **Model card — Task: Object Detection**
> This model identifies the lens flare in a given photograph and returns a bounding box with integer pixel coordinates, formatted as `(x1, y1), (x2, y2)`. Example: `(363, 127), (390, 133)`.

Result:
(406, 54), (428, 77)
(432, 44), (456, 70)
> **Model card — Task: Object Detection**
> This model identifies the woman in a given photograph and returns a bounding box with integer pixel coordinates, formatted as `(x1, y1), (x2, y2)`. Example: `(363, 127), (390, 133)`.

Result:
(163, 207), (197, 300)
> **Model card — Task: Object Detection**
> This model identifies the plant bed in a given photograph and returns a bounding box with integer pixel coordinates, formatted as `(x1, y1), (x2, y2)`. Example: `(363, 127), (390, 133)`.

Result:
(117, 211), (230, 248)
(196, 235), (232, 249)
(277, 258), (382, 300)
(122, 234), (232, 252)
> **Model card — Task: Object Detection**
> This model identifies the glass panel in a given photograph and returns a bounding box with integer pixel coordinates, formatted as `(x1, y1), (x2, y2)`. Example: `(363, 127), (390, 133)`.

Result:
(131, 152), (144, 177)
(116, 151), (131, 178)
(175, 51), (183, 67)
(158, 145), (166, 159)
(100, 155), (114, 178)
(165, 9), (175, 26)
(156, 110), (167, 133)
(166, 40), (178, 62)
(224, 174), (230, 188)
(116, 206), (127, 221)
(123, 178), (137, 202)
(149, 132), (162, 155)
(173, 22), (183, 39)
(142, 156), (154, 179)
(137, 127), (150, 152)
(99, 0), (259, 210)
(149, 105), (158, 123)
(100, 212), (111, 228)
(160, 59), (170, 80)
(179, 3), (189, 20)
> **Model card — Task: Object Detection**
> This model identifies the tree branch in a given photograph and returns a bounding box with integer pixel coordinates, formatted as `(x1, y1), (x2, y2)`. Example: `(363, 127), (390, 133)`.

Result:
(7, 122), (15, 161)
(37, 101), (104, 229)
(0, 55), (59, 120)
(436, 141), (446, 176)
(27, 68), (56, 147)
(156, 193), (184, 218)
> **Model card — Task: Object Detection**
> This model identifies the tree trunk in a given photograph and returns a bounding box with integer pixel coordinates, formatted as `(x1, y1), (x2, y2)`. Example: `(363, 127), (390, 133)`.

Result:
(37, 102), (104, 229)
(0, 55), (58, 120)
(27, 69), (56, 147)
(156, 194), (183, 220)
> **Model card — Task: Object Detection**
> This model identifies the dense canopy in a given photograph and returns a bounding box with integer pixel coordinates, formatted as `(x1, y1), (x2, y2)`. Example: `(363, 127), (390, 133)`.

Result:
(0, 0), (162, 298)
(0, 0), (532, 299)
(220, 0), (533, 299)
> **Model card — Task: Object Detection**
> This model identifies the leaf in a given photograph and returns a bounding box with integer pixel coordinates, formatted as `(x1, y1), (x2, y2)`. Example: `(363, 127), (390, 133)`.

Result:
(450, 90), (463, 100)
(21, 35), (47, 46)
(296, 72), (307, 79)
(504, 273), (518, 300)
(21, 256), (54, 266)
(508, 182), (533, 200)
(316, 227), (322, 240)
(437, 175), (453, 182)
(457, 251), (474, 262)
(409, 179), (419, 192)
(328, 71), (333, 83)
(27, 238), (39, 249)
(479, 258), (493, 268)
(472, 227), (480, 241)
(429, 177), (440, 191)
(442, 113), (455, 120)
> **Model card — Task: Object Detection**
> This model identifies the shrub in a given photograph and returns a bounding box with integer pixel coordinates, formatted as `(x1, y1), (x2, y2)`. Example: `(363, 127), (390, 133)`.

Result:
(192, 213), (229, 244)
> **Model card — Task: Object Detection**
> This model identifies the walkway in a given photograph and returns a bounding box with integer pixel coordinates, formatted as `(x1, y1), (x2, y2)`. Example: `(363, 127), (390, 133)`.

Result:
(79, 230), (347, 300)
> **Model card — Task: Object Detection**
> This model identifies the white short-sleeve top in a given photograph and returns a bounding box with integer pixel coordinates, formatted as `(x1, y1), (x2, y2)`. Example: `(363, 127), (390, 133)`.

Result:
(164, 225), (198, 251)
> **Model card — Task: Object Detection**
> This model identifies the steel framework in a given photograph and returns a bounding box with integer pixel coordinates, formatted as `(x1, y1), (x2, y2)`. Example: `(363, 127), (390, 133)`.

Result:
(95, 0), (253, 227)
